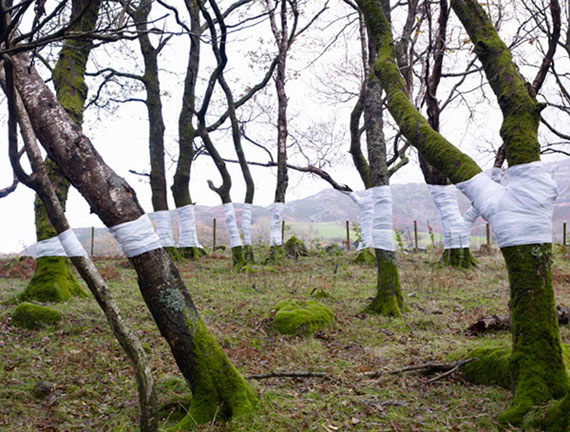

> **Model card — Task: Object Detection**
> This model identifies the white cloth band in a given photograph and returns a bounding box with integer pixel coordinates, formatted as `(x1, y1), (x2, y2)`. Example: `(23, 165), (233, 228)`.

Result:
(270, 202), (285, 246)
(457, 161), (557, 248)
(59, 229), (88, 257)
(35, 236), (66, 258)
(428, 185), (470, 249)
(177, 205), (202, 248)
(242, 203), (253, 246)
(109, 214), (162, 258)
(154, 210), (175, 248)
(371, 186), (395, 251)
(223, 203), (242, 248)
(462, 167), (504, 228)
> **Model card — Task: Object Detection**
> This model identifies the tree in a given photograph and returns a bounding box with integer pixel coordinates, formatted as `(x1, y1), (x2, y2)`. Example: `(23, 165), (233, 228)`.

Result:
(358, 0), (568, 427)
(9, 49), (257, 428)
(19, 0), (101, 303)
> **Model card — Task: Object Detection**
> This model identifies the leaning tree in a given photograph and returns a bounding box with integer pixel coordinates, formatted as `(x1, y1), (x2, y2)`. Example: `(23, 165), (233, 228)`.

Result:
(358, 0), (568, 427)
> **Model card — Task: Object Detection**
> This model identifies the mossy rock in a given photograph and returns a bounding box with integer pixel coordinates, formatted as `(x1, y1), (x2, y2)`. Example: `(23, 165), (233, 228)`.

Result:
(324, 243), (344, 256)
(284, 236), (308, 258)
(20, 256), (86, 303)
(273, 299), (335, 336)
(353, 248), (376, 265)
(11, 302), (62, 330)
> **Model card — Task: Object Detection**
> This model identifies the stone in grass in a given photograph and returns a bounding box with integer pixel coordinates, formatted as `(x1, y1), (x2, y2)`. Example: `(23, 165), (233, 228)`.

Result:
(324, 243), (344, 256)
(284, 236), (308, 258)
(273, 299), (334, 336)
(11, 302), (62, 330)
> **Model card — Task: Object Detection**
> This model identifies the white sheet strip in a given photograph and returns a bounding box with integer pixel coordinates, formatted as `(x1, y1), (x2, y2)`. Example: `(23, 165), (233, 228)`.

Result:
(109, 214), (162, 258)
(371, 186), (395, 251)
(35, 236), (66, 258)
(242, 203), (253, 246)
(177, 205), (202, 248)
(428, 185), (470, 249)
(457, 161), (557, 248)
(58, 229), (88, 257)
(269, 202), (285, 246)
(223, 203), (242, 248)
(154, 210), (175, 248)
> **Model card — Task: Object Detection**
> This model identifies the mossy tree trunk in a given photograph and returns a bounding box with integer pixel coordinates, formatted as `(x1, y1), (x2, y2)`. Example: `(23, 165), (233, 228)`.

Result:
(11, 53), (257, 425)
(351, 4), (404, 316)
(359, 0), (568, 425)
(22, 0), (100, 303)
(128, 1), (180, 261)
(171, 0), (202, 260)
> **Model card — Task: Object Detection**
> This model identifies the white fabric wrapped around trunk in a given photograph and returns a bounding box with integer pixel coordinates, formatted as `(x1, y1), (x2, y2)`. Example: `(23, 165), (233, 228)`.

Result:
(457, 161), (557, 248)
(35, 236), (67, 258)
(371, 186), (395, 251)
(242, 203), (253, 246)
(109, 214), (162, 258)
(177, 205), (202, 248)
(346, 189), (382, 250)
(269, 202), (285, 246)
(428, 185), (470, 249)
(223, 203), (242, 248)
(154, 210), (175, 247)
(59, 229), (88, 257)
(462, 167), (504, 228)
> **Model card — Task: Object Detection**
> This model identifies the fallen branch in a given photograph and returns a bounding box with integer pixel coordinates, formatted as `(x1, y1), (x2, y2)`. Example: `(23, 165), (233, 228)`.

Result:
(426, 358), (476, 384)
(246, 371), (327, 380)
(466, 306), (570, 335)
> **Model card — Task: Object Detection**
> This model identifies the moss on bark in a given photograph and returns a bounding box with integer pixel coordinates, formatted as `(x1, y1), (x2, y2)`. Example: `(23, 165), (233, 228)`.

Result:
(273, 299), (335, 336)
(231, 246), (246, 268)
(353, 248), (376, 265)
(11, 302), (62, 330)
(171, 319), (257, 429)
(441, 247), (477, 269)
(179, 247), (202, 260)
(365, 249), (404, 317)
(164, 246), (182, 262)
(497, 244), (569, 426)
(284, 236), (308, 258)
(243, 245), (255, 263)
(20, 256), (86, 303)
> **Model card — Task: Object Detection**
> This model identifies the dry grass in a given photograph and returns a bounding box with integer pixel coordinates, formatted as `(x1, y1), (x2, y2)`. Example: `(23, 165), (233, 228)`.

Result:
(0, 247), (569, 431)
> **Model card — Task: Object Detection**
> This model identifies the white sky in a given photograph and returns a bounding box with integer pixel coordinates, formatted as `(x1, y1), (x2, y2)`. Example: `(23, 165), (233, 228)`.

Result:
(0, 1), (567, 254)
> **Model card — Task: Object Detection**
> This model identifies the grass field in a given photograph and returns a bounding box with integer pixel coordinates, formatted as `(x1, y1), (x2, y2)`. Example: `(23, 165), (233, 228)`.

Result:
(1, 246), (569, 431)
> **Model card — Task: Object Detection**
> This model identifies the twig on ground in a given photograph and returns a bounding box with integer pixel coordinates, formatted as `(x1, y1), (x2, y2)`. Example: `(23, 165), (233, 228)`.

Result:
(426, 358), (476, 384)
(246, 371), (327, 380)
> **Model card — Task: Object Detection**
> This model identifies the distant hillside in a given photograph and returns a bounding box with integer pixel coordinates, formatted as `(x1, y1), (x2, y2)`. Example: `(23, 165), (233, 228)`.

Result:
(21, 159), (570, 256)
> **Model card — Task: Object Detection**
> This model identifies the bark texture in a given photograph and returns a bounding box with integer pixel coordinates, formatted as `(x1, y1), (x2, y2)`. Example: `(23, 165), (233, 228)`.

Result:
(11, 53), (257, 425)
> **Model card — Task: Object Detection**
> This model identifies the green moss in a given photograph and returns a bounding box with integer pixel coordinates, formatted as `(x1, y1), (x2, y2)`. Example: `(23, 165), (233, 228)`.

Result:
(231, 246), (246, 268)
(498, 244), (569, 426)
(365, 249), (404, 317)
(462, 346), (512, 389)
(178, 247), (202, 260)
(244, 245), (255, 263)
(20, 256), (86, 303)
(11, 302), (62, 330)
(165, 247), (183, 261)
(441, 248), (477, 269)
(284, 236), (308, 258)
(353, 248), (376, 265)
(171, 319), (258, 429)
(273, 299), (335, 336)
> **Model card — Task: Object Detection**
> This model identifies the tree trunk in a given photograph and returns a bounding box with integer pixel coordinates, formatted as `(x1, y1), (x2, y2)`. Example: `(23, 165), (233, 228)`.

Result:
(171, 0), (203, 260)
(11, 53), (257, 425)
(130, 3), (180, 261)
(359, 0), (568, 425)
(22, 0), (100, 303)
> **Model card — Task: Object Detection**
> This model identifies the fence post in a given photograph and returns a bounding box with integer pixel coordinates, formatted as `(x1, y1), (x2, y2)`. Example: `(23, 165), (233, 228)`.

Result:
(281, 220), (285, 243)
(413, 220), (418, 251)
(90, 226), (95, 256)
(213, 218), (216, 251)
(563, 222), (567, 247)
(486, 223), (490, 249)
(346, 220), (350, 250)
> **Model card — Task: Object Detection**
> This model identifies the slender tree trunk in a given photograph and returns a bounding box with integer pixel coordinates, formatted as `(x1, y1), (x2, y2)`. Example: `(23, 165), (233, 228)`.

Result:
(21, 0), (101, 303)
(130, 2), (180, 261)
(172, 0), (203, 260)
(11, 53), (257, 426)
(359, 0), (568, 425)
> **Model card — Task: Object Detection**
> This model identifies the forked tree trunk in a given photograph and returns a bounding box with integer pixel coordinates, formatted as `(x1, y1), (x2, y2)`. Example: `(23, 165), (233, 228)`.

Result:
(11, 53), (257, 426)
(358, 0), (568, 426)
(21, 0), (100, 303)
